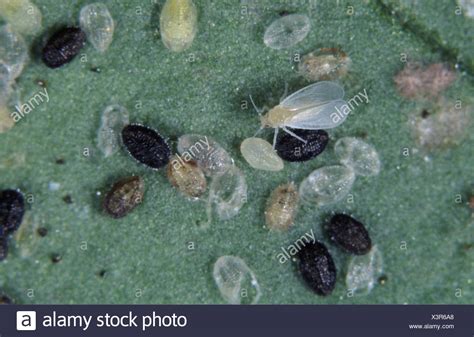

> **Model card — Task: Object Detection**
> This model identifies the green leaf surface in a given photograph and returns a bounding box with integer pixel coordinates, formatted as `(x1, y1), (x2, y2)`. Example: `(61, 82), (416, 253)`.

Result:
(0, 0), (472, 304)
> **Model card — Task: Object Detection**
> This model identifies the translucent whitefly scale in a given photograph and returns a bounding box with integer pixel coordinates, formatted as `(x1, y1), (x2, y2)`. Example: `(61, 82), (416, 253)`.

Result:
(240, 137), (284, 171)
(177, 134), (234, 176)
(299, 165), (355, 206)
(263, 14), (311, 50)
(0, 64), (12, 105)
(260, 82), (348, 132)
(335, 137), (381, 177)
(0, 24), (28, 80)
(0, 0), (42, 36)
(299, 48), (351, 82)
(207, 166), (247, 222)
(346, 245), (383, 295)
(0, 103), (15, 133)
(79, 3), (115, 53)
(213, 255), (261, 304)
(160, 0), (198, 52)
(97, 104), (129, 157)
(457, 0), (474, 18)
(0, 83), (20, 132)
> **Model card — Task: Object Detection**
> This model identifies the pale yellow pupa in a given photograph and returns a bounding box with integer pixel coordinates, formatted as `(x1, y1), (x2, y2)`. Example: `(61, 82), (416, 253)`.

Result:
(160, 0), (198, 52)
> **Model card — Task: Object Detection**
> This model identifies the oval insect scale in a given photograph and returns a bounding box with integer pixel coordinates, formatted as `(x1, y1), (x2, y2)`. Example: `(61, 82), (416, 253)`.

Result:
(263, 14), (311, 50)
(160, 0), (198, 52)
(328, 214), (372, 255)
(103, 176), (144, 219)
(79, 3), (115, 53)
(0, 227), (8, 261)
(297, 241), (337, 296)
(265, 183), (299, 231)
(240, 137), (283, 171)
(167, 155), (207, 198)
(122, 124), (171, 169)
(177, 134), (233, 176)
(0, 189), (25, 233)
(276, 129), (329, 162)
(42, 27), (86, 68)
(299, 48), (351, 81)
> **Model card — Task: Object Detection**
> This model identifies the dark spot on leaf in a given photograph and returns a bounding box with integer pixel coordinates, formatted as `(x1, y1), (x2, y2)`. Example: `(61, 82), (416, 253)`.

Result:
(62, 195), (73, 204)
(37, 227), (48, 237)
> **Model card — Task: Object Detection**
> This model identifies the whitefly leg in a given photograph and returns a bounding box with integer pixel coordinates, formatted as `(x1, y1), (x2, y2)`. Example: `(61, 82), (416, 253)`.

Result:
(282, 127), (307, 144)
(272, 127), (279, 149)
(253, 127), (264, 137)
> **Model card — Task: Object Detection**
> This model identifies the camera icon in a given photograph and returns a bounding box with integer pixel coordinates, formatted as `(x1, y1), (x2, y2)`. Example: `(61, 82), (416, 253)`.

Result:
(16, 311), (36, 331)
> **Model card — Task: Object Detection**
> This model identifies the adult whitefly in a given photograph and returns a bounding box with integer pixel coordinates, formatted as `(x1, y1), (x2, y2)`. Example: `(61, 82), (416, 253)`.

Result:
(213, 255), (261, 304)
(0, 0), (42, 36)
(177, 134), (233, 176)
(0, 24), (28, 80)
(240, 137), (284, 171)
(263, 14), (311, 50)
(259, 82), (348, 143)
(80, 3), (115, 53)
(299, 165), (355, 206)
(346, 245), (383, 295)
(334, 137), (381, 177)
(160, 0), (198, 52)
(97, 104), (129, 157)
(207, 166), (247, 222)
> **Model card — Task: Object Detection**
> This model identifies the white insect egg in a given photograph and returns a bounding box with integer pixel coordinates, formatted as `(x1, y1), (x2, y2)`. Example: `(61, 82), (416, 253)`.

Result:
(255, 81), (348, 146)
(335, 137), (381, 176)
(263, 14), (311, 50)
(80, 3), (115, 53)
(160, 0), (198, 52)
(299, 165), (355, 206)
(240, 137), (284, 171)
(213, 255), (261, 304)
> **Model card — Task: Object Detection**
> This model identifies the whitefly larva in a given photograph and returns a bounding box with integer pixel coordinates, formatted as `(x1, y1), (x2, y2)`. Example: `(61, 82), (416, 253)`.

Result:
(265, 182), (299, 231)
(160, 0), (198, 52)
(251, 81), (348, 146)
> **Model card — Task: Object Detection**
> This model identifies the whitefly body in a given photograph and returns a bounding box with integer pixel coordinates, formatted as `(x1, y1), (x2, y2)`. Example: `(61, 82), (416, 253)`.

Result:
(260, 81), (347, 136)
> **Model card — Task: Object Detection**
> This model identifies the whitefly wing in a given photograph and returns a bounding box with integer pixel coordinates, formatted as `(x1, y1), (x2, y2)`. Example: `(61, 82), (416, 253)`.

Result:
(284, 99), (348, 129)
(280, 81), (344, 111)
